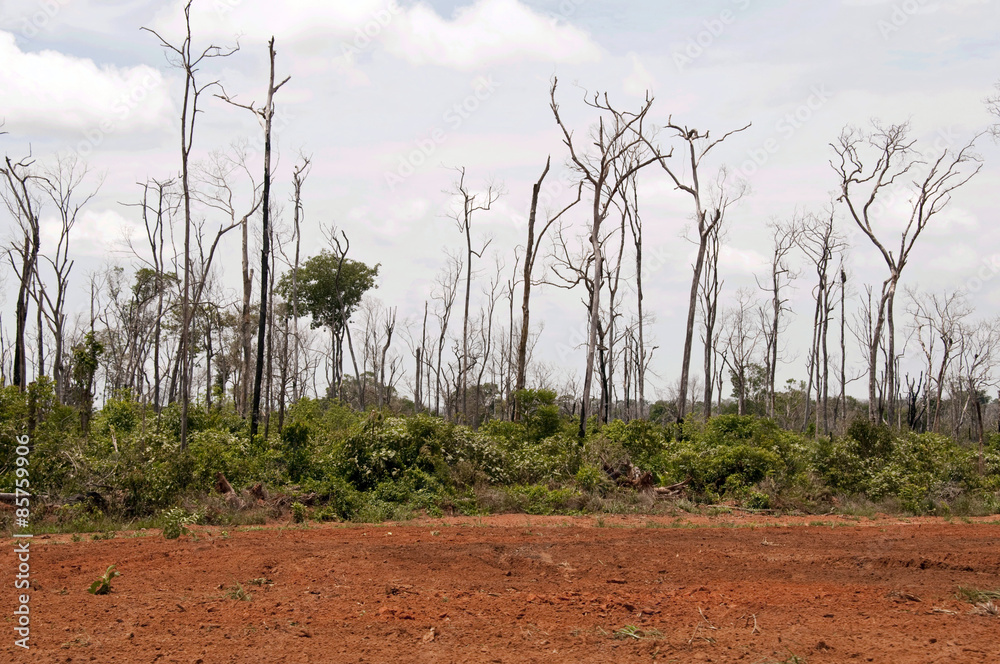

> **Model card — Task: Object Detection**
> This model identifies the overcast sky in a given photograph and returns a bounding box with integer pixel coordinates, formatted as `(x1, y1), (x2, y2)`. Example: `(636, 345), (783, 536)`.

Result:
(2, 0), (999, 400)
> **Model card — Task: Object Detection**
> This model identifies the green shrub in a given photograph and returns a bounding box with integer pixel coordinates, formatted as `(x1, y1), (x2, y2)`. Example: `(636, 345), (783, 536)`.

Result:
(281, 422), (312, 482)
(602, 419), (670, 469)
(846, 418), (894, 459)
(575, 464), (607, 492)
(514, 389), (562, 442)
(301, 476), (363, 520)
(160, 507), (198, 539)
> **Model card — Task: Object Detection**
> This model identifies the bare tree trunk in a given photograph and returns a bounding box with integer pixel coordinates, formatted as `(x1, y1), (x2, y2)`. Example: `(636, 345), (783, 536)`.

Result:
(640, 122), (750, 421)
(290, 157), (309, 403)
(1, 155), (42, 391)
(550, 77), (663, 436)
(515, 158), (549, 417)
(143, 2), (236, 448)
(216, 37), (292, 439)
(831, 121), (981, 424)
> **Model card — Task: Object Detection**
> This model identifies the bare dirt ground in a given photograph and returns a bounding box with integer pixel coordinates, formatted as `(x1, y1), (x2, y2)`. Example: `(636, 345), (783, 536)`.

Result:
(5, 513), (1000, 663)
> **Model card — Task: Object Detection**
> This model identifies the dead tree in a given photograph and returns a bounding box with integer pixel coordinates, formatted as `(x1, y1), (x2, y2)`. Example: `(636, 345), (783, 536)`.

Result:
(699, 215), (724, 419)
(447, 168), (500, 423)
(953, 318), (1000, 472)
(216, 37), (290, 438)
(722, 289), (762, 417)
(1, 153), (43, 391)
(795, 208), (845, 435)
(289, 155), (311, 402)
(514, 156), (579, 419)
(550, 76), (666, 437)
(620, 167), (655, 420)
(142, 1), (238, 448)
(123, 178), (178, 413)
(192, 144), (263, 416)
(907, 289), (970, 433)
(641, 122), (750, 421)
(830, 121), (982, 423)
(757, 218), (798, 421)
(38, 156), (100, 402)
(432, 254), (462, 416)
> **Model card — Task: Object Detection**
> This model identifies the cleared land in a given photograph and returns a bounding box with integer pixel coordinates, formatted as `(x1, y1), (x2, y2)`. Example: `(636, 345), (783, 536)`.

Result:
(6, 514), (1000, 663)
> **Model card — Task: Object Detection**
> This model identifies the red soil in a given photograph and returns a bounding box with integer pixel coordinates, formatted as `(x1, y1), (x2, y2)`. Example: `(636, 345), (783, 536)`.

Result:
(5, 514), (1000, 663)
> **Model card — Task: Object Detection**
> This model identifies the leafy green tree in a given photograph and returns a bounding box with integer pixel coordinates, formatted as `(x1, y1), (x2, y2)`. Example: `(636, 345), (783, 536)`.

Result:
(277, 251), (378, 400)
(70, 331), (104, 432)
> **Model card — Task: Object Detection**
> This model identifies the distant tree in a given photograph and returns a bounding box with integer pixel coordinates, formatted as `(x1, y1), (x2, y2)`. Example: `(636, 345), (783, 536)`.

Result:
(550, 76), (665, 437)
(830, 121), (982, 423)
(217, 37), (290, 438)
(276, 249), (379, 400)
(642, 119), (750, 421)
(446, 167), (501, 423)
(142, 0), (238, 448)
(1, 153), (43, 391)
(722, 289), (762, 416)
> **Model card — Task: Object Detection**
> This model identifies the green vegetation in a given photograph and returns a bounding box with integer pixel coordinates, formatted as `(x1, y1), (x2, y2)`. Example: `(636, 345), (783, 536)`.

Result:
(86, 565), (120, 595)
(2, 379), (999, 534)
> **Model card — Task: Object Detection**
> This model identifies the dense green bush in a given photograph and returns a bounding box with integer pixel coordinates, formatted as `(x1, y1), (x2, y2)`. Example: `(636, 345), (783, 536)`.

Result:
(816, 427), (981, 512)
(336, 412), (450, 490)
(601, 419), (671, 469)
(3, 378), (999, 526)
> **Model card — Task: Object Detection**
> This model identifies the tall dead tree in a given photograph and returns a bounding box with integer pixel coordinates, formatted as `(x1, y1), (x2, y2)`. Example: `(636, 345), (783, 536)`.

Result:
(289, 155), (311, 402)
(40, 156), (100, 402)
(191, 144), (262, 415)
(143, 1), (237, 448)
(643, 120), (750, 421)
(550, 77), (665, 438)
(796, 208), (845, 435)
(447, 168), (500, 423)
(1, 154), (43, 391)
(699, 217), (723, 419)
(831, 121), (982, 423)
(620, 168), (654, 419)
(757, 218), (797, 421)
(514, 157), (579, 419)
(217, 37), (290, 438)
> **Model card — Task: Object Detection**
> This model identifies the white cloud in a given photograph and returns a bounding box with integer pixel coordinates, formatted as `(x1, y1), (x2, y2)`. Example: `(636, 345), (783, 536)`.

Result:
(150, 0), (393, 48)
(384, 0), (601, 70)
(151, 0), (601, 70)
(719, 245), (768, 275)
(623, 51), (655, 97)
(0, 30), (171, 135)
(41, 208), (140, 258)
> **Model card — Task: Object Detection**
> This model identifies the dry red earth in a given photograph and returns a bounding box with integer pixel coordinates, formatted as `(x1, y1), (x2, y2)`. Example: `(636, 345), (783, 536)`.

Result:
(5, 514), (1000, 663)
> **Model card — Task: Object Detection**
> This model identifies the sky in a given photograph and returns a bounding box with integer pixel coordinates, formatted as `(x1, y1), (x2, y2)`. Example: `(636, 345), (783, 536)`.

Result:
(2, 0), (999, 401)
